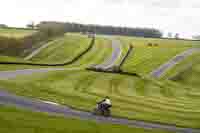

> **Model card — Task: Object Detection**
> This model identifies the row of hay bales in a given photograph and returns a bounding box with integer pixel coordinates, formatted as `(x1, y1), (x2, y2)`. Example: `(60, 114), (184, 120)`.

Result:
(147, 43), (159, 47)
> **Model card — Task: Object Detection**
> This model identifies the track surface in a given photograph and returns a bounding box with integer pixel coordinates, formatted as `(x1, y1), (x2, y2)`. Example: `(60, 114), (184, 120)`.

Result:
(150, 48), (200, 78)
(0, 39), (200, 132)
(0, 90), (199, 133)
(93, 39), (121, 69)
(24, 39), (60, 60)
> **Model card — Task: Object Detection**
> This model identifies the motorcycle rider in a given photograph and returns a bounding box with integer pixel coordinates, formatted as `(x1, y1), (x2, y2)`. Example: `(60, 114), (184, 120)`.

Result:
(98, 96), (112, 111)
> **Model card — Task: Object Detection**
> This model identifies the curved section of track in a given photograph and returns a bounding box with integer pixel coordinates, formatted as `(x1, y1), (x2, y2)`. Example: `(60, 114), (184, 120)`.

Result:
(93, 38), (121, 69)
(24, 39), (62, 60)
(0, 90), (199, 133)
(150, 48), (200, 78)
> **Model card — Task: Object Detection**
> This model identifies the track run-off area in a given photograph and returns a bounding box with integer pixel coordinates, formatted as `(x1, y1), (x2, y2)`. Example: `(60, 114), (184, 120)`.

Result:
(0, 90), (199, 133)
(0, 37), (200, 133)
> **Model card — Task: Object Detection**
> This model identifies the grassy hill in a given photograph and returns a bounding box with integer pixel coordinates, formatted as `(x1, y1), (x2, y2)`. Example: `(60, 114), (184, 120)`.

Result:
(0, 35), (112, 70)
(120, 36), (199, 75)
(0, 28), (45, 57)
(0, 28), (36, 38)
(175, 63), (200, 88)
(1, 69), (200, 128)
(28, 34), (92, 63)
(0, 34), (200, 130)
(161, 52), (200, 88)
(161, 51), (200, 77)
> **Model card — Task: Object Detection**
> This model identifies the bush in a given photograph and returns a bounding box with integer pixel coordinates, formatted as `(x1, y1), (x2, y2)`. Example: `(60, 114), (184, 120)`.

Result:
(0, 22), (66, 57)
(154, 43), (159, 47)
(148, 43), (153, 47)
(37, 21), (66, 37)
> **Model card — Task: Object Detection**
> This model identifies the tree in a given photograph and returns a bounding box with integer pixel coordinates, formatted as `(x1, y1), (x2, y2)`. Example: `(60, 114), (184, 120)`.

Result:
(35, 21), (162, 38)
(192, 35), (200, 40)
(37, 21), (65, 37)
(175, 33), (179, 39)
(64, 22), (163, 38)
(168, 32), (172, 38)
(0, 24), (8, 28)
(26, 22), (35, 29)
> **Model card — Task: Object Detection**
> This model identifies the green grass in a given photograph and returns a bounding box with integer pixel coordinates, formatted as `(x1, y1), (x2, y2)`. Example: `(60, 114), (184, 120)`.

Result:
(0, 37), (112, 71)
(0, 32), (121, 67)
(1, 35), (200, 129)
(175, 63), (200, 88)
(119, 36), (200, 47)
(0, 28), (36, 38)
(0, 105), (169, 133)
(29, 34), (91, 63)
(68, 36), (112, 68)
(115, 39), (130, 66)
(0, 64), (49, 71)
(0, 55), (42, 71)
(119, 36), (198, 75)
(161, 52), (200, 80)
(0, 55), (26, 62)
(1, 69), (200, 128)
(0, 34), (92, 64)
(161, 52), (200, 89)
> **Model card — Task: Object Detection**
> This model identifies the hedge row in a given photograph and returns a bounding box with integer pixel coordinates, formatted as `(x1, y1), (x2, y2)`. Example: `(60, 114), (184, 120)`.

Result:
(0, 32), (51, 57)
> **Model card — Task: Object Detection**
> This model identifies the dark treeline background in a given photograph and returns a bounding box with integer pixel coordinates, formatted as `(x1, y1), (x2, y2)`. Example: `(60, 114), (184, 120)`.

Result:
(38, 21), (163, 38)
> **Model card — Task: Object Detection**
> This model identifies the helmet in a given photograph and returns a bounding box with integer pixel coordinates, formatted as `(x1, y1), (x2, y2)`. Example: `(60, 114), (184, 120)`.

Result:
(105, 96), (109, 99)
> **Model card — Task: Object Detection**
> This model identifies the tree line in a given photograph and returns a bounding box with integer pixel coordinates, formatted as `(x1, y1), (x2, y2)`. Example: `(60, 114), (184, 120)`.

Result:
(1, 21), (163, 39)
(36, 21), (162, 38)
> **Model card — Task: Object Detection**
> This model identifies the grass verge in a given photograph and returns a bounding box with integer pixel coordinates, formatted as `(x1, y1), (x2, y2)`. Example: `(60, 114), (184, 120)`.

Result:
(0, 105), (169, 133)
(1, 70), (200, 128)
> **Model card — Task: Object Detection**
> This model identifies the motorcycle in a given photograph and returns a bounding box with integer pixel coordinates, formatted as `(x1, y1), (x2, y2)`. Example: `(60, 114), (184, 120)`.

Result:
(93, 103), (111, 117)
